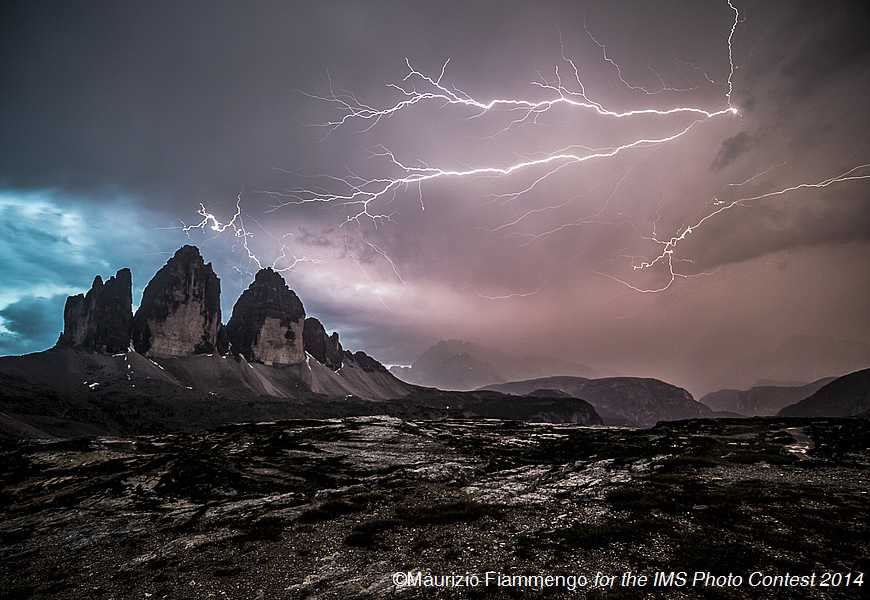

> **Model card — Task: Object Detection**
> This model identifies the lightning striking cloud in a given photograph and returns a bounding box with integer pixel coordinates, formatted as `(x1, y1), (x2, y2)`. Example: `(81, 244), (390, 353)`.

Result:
(185, 0), (869, 295)
(182, 194), (320, 273)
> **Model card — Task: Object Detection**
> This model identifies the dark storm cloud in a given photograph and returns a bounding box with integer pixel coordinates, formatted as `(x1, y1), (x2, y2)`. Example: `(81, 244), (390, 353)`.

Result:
(778, 1), (870, 99)
(296, 227), (339, 249)
(0, 190), (206, 355)
(2, 1), (869, 396)
(736, 0), (870, 114)
(0, 0), (590, 208)
(1, 1), (326, 203)
(0, 295), (66, 355)
(711, 131), (754, 171)
(682, 190), (870, 270)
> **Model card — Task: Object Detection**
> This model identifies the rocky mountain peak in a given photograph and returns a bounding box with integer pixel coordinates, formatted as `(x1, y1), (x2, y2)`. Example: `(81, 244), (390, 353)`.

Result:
(346, 350), (388, 373)
(253, 267), (286, 286)
(303, 317), (344, 370)
(226, 268), (306, 365)
(132, 245), (222, 358)
(57, 268), (132, 354)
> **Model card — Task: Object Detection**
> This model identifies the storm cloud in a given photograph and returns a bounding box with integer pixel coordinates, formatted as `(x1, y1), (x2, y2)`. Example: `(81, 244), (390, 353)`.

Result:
(1, 1), (868, 395)
(0, 294), (66, 356)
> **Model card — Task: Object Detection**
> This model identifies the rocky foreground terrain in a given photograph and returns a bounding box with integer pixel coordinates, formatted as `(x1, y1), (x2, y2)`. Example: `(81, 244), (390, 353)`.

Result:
(1, 416), (867, 599)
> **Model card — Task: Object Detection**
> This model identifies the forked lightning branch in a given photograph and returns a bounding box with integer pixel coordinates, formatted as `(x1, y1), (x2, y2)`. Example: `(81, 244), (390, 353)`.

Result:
(186, 0), (870, 293)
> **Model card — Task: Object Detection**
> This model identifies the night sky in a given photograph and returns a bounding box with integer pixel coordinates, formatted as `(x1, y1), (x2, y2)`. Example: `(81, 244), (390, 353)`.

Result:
(2, 0), (868, 395)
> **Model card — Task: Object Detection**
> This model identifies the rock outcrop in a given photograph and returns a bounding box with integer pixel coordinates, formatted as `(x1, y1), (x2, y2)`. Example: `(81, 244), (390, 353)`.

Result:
(56, 268), (132, 354)
(15, 246), (416, 408)
(346, 350), (388, 373)
(4, 416), (868, 597)
(303, 317), (344, 370)
(132, 246), (222, 357)
(778, 368), (870, 417)
(226, 268), (305, 365)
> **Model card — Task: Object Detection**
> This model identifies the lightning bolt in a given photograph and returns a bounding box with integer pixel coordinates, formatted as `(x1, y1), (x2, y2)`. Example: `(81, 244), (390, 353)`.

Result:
(603, 162), (870, 292)
(240, 5), (741, 291)
(185, 0), (868, 299)
(476, 281), (548, 301)
(181, 193), (320, 274)
(725, 0), (740, 107)
(583, 15), (696, 95)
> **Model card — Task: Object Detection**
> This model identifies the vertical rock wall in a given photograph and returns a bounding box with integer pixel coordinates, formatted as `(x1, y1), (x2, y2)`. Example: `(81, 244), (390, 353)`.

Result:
(226, 268), (305, 365)
(57, 268), (133, 354)
(132, 245), (222, 357)
(302, 317), (344, 370)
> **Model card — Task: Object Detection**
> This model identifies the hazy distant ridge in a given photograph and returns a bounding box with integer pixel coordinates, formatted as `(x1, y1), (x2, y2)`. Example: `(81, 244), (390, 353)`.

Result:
(700, 377), (837, 416)
(390, 339), (598, 391)
(778, 368), (870, 417)
(482, 376), (712, 427)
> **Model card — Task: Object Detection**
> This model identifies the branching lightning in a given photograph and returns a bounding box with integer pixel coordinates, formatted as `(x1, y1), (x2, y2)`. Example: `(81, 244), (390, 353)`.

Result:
(182, 193), (319, 273)
(602, 162), (870, 292)
(185, 0), (868, 297)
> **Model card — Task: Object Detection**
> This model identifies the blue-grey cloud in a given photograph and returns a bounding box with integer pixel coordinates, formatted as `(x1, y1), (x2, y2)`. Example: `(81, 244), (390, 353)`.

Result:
(0, 294), (66, 356)
(0, 190), (211, 351)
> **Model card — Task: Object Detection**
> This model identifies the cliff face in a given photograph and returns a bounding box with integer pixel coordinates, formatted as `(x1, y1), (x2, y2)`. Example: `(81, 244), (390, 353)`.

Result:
(226, 268), (305, 365)
(132, 246), (222, 358)
(303, 317), (344, 370)
(57, 268), (132, 354)
(29, 246), (415, 406)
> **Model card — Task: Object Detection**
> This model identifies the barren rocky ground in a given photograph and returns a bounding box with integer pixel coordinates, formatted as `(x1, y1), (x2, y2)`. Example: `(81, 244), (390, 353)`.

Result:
(1, 416), (867, 599)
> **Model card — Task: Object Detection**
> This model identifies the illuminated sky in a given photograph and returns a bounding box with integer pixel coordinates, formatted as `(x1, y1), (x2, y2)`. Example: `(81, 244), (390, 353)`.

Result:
(1, 0), (868, 395)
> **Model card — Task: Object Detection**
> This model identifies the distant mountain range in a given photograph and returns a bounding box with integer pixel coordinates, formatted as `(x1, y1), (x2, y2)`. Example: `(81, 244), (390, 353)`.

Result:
(718, 334), (870, 392)
(482, 376), (713, 427)
(465, 388), (603, 425)
(389, 339), (599, 391)
(2, 245), (866, 439)
(699, 377), (837, 416)
(778, 368), (870, 418)
(0, 246), (606, 439)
